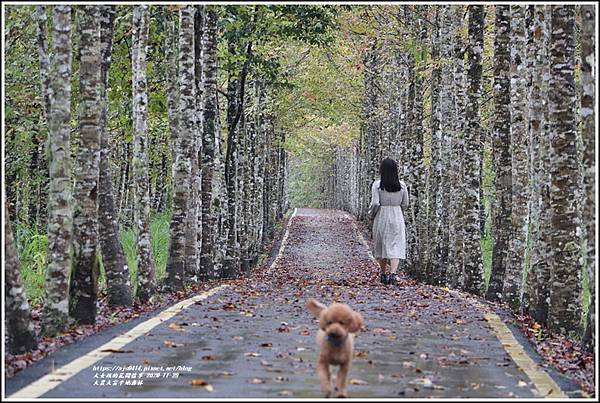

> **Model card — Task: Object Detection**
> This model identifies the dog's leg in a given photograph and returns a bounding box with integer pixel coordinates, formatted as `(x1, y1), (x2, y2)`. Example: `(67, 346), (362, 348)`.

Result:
(317, 361), (332, 397)
(335, 363), (350, 398)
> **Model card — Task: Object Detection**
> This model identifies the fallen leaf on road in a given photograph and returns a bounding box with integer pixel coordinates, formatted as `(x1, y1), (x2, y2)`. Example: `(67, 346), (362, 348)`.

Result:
(249, 378), (265, 384)
(354, 351), (369, 358)
(388, 335), (397, 340)
(278, 390), (293, 396)
(300, 330), (310, 336)
(190, 378), (214, 392)
(168, 323), (185, 331)
(517, 380), (527, 387)
(402, 361), (414, 368)
(349, 378), (368, 385)
(260, 342), (273, 348)
(163, 340), (183, 348)
(202, 355), (216, 360)
(220, 371), (235, 376)
(244, 352), (261, 357)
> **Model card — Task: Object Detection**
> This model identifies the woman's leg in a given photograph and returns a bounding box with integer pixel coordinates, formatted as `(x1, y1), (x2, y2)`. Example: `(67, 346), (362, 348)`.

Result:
(377, 258), (388, 273)
(390, 258), (400, 274)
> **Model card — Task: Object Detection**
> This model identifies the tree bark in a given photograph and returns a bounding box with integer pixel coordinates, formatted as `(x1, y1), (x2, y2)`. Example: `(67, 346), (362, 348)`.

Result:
(546, 5), (582, 336)
(200, 7), (219, 280)
(461, 5), (485, 296)
(5, 204), (38, 353)
(97, 5), (132, 307)
(167, 5), (195, 289)
(502, 5), (529, 310)
(446, 5), (466, 289)
(486, 5), (512, 302)
(69, 5), (102, 325)
(132, 5), (156, 302)
(42, 5), (73, 337)
(580, 4), (595, 352)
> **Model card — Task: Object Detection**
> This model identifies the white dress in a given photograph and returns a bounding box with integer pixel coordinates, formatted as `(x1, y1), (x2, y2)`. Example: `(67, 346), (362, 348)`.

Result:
(370, 179), (409, 259)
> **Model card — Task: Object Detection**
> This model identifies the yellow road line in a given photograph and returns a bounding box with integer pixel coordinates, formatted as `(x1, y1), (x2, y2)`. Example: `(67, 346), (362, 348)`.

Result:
(482, 310), (568, 398)
(8, 284), (228, 399)
(267, 207), (297, 274)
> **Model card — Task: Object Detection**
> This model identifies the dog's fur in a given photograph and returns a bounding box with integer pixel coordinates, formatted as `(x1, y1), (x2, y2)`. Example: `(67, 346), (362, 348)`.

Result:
(306, 298), (364, 397)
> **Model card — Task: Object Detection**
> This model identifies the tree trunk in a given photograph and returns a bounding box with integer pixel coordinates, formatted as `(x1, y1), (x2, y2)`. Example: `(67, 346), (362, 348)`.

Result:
(69, 5), (102, 325)
(447, 5), (466, 289)
(33, 5), (51, 232)
(580, 4), (595, 352)
(41, 5), (73, 337)
(5, 204), (37, 353)
(200, 7), (219, 280)
(132, 5), (156, 302)
(501, 5), (529, 310)
(97, 5), (132, 307)
(461, 5), (485, 296)
(523, 5), (549, 317)
(425, 6), (447, 284)
(486, 5), (512, 302)
(546, 5), (582, 336)
(184, 5), (205, 282)
(166, 5), (195, 289)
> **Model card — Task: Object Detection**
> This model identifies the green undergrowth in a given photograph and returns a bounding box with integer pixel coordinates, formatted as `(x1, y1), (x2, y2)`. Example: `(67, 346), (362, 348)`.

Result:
(15, 210), (172, 305)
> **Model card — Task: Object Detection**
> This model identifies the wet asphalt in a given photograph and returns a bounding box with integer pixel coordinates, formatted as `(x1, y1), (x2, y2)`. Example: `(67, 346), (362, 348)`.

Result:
(5, 208), (580, 398)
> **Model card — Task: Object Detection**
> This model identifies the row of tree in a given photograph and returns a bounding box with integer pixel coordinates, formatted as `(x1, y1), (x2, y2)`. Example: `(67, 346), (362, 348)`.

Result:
(324, 5), (595, 348)
(6, 5), (336, 354)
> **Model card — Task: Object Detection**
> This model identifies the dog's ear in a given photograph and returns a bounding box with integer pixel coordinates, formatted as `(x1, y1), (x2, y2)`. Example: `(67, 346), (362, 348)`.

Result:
(348, 311), (364, 333)
(306, 298), (326, 318)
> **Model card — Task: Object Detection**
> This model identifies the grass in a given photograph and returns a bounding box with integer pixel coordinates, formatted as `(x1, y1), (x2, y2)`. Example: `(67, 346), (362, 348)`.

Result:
(15, 211), (172, 305)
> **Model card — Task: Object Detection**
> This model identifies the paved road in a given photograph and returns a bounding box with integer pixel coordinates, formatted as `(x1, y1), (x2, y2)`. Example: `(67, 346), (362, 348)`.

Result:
(6, 209), (578, 398)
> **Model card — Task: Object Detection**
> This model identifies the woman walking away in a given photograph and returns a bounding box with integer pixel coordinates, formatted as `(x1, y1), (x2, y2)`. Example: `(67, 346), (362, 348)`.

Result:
(368, 158), (409, 285)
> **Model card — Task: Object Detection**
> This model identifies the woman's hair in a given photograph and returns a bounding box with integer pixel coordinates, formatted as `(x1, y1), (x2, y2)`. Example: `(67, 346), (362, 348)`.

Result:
(379, 158), (402, 192)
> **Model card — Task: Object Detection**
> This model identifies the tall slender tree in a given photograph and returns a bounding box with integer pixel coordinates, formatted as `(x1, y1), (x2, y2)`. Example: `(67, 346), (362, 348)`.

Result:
(461, 5), (485, 296)
(486, 5), (511, 302)
(167, 5), (195, 289)
(580, 4), (595, 352)
(41, 5), (73, 336)
(546, 5), (582, 336)
(132, 5), (156, 302)
(69, 5), (102, 324)
(98, 5), (132, 307)
(200, 6), (219, 280)
(503, 5), (528, 310)
(446, 5), (466, 289)
(523, 5), (550, 319)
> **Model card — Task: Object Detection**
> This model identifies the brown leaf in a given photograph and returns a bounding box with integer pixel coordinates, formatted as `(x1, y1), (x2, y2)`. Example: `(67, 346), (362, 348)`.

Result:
(190, 378), (209, 386)
(202, 355), (216, 361)
(168, 323), (185, 331)
(219, 370), (235, 377)
(260, 342), (273, 348)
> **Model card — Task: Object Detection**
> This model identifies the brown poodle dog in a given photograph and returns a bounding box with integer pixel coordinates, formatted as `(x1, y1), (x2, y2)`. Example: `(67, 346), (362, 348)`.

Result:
(306, 298), (365, 398)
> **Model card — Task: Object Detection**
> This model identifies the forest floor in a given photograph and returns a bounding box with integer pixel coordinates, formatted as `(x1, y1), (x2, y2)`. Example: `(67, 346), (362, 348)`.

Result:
(5, 208), (593, 398)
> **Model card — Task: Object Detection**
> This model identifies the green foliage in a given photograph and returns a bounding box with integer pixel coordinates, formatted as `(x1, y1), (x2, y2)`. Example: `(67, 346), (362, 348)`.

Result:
(17, 212), (171, 304)
(14, 225), (48, 303)
(118, 210), (171, 294)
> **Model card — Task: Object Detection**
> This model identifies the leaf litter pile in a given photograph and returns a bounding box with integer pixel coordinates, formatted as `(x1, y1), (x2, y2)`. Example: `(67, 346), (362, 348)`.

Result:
(5, 209), (594, 398)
